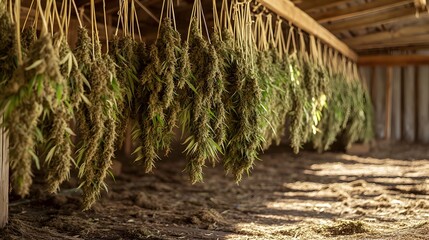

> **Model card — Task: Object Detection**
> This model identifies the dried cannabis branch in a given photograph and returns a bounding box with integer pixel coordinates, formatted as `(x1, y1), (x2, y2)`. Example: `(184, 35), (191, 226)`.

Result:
(181, 21), (225, 183)
(135, 18), (181, 172)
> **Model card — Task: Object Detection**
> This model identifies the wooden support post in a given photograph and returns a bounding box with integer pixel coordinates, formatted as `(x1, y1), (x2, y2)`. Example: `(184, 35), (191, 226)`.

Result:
(385, 67), (393, 141)
(403, 66), (416, 142)
(374, 67), (387, 139)
(391, 67), (402, 141)
(417, 66), (429, 143)
(0, 117), (9, 228)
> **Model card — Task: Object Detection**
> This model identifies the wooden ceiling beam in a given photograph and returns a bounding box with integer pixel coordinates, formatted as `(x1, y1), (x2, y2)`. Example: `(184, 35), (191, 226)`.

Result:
(344, 23), (429, 46)
(359, 55), (429, 66)
(358, 44), (429, 54)
(353, 34), (429, 50)
(326, 7), (425, 32)
(298, 0), (352, 11)
(313, 0), (414, 23)
(257, 0), (358, 61)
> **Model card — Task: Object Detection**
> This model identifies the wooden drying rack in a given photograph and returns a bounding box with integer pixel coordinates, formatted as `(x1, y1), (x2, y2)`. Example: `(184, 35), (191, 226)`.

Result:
(257, 0), (358, 61)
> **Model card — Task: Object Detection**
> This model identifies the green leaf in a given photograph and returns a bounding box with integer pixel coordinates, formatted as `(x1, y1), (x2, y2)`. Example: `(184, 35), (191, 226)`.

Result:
(25, 59), (44, 71)
(65, 127), (76, 136)
(81, 93), (91, 106)
(45, 146), (57, 164)
(29, 149), (40, 170)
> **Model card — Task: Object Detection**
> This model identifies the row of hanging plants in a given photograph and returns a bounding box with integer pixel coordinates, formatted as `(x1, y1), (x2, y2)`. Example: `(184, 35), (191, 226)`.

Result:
(0, 0), (373, 209)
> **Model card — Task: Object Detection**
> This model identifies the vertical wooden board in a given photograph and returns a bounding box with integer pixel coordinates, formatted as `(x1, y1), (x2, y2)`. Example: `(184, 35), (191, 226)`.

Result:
(417, 66), (429, 143)
(391, 67), (402, 141)
(373, 66), (386, 139)
(385, 67), (392, 140)
(359, 66), (371, 89)
(403, 66), (416, 142)
(0, 117), (8, 228)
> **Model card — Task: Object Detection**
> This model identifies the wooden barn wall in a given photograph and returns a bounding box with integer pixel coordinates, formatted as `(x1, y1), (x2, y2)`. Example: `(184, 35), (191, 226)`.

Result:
(360, 64), (429, 143)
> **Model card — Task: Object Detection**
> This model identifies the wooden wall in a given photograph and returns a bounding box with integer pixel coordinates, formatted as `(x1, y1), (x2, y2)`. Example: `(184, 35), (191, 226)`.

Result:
(360, 63), (429, 143)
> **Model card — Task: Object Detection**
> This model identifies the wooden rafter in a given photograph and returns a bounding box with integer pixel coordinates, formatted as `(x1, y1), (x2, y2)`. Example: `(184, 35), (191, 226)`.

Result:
(359, 55), (429, 65)
(354, 34), (429, 50)
(344, 23), (429, 46)
(297, 0), (352, 11)
(257, 0), (358, 60)
(326, 7), (426, 32)
(313, 0), (414, 23)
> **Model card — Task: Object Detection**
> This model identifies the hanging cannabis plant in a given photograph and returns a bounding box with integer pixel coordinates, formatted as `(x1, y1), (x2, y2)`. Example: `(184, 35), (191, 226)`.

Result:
(222, 0), (265, 182)
(73, 0), (122, 208)
(37, 35), (77, 194)
(254, 16), (293, 150)
(134, 0), (183, 173)
(179, 0), (226, 183)
(4, 29), (68, 197)
(110, 36), (138, 147)
(110, 0), (147, 147)
(313, 72), (350, 151)
(0, 2), (15, 89)
(343, 64), (374, 147)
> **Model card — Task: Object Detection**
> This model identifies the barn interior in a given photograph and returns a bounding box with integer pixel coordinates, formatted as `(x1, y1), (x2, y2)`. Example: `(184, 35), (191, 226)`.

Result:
(1, 0), (429, 239)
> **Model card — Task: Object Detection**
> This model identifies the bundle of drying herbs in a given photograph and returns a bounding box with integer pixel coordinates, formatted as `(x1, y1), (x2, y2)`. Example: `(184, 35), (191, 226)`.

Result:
(222, 0), (265, 182)
(110, 0), (147, 147)
(312, 57), (373, 151)
(134, 16), (183, 173)
(255, 16), (292, 150)
(1, 28), (69, 197)
(74, 24), (121, 208)
(110, 36), (141, 147)
(180, 0), (226, 183)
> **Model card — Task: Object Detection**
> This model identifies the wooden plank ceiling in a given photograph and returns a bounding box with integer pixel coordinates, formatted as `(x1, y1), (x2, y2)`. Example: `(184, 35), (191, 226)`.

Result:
(292, 0), (429, 54)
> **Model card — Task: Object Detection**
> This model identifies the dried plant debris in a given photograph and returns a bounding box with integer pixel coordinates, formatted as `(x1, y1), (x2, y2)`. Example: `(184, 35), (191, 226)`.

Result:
(134, 18), (182, 173)
(181, 22), (225, 183)
(317, 220), (370, 236)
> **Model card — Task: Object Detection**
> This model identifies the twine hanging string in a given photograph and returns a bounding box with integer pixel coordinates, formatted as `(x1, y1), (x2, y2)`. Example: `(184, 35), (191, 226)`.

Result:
(14, 0), (23, 64)
(220, 0), (232, 34)
(133, 1), (142, 41)
(187, 0), (211, 44)
(316, 39), (323, 67)
(72, 0), (83, 28)
(157, 0), (177, 40)
(253, 12), (265, 51)
(212, 0), (221, 36)
(309, 35), (316, 64)
(274, 17), (287, 60)
(115, 0), (124, 37)
(103, 0), (109, 52)
(22, 0), (34, 31)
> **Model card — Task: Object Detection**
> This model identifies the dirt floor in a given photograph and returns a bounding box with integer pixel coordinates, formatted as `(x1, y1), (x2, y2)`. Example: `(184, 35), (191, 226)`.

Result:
(1, 143), (429, 240)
